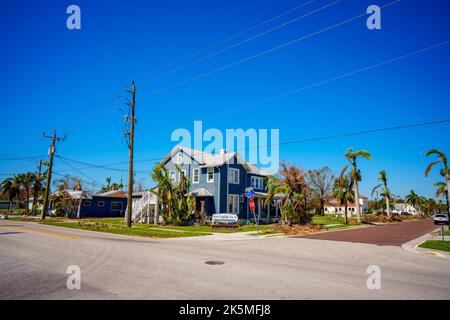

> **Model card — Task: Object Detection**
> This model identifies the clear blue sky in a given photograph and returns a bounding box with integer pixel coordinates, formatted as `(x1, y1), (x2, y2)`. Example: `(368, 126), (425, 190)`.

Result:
(1, 0), (449, 198)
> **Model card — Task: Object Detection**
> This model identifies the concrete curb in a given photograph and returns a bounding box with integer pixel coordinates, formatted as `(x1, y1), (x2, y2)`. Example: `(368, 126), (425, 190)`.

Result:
(401, 227), (450, 261)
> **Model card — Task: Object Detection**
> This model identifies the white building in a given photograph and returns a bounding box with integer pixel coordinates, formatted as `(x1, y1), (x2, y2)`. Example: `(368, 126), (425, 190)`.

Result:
(324, 195), (369, 216)
(392, 202), (420, 215)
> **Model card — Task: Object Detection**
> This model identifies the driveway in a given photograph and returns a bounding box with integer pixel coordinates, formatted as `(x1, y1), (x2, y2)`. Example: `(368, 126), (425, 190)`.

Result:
(299, 219), (437, 246)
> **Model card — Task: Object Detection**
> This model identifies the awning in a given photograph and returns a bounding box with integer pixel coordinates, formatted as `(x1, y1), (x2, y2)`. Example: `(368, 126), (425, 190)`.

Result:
(189, 188), (213, 197)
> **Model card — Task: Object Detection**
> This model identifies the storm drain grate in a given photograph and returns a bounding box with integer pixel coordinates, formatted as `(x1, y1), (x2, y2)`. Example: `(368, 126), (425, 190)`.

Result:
(205, 260), (225, 265)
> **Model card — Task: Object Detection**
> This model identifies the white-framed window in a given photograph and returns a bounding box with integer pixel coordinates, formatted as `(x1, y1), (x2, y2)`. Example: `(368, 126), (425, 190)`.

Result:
(178, 170), (187, 181)
(228, 194), (239, 214)
(192, 168), (199, 183)
(251, 176), (263, 189)
(111, 202), (123, 211)
(97, 201), (105, 207)
(207, 167), (214, 183)
(176, 151), (183, 164)
(83, 200), (91, 206)
(169, 170), (176, 183)
(228, 168), (239, 184)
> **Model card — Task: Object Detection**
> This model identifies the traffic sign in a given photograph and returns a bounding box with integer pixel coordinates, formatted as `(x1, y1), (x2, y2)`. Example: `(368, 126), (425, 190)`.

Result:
(249, 199), (255, 211)
(244, 191), (255, 200)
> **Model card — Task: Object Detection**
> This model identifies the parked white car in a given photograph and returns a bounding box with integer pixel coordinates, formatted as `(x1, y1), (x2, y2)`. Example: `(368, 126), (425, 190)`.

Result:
(433, 213), (449, 225)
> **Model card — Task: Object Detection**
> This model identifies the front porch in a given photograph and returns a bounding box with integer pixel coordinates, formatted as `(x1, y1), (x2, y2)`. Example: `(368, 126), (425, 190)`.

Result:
(247, 192), (281, 224)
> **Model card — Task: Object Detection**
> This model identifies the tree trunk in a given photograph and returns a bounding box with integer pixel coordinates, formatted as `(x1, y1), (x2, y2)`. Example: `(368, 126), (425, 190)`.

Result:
(446, 178), (450, 215)
(354, 177), (361, 223)
(344, 204), (348, 225)
(320, 197), (325, 216)
(385, 196), (390, 217)
(25, 188), (30, 215)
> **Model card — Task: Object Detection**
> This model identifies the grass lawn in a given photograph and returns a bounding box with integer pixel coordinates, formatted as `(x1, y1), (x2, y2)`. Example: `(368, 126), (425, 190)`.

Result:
(311, 215), (362, 230)
(7, 216), (272, 236)
(9, 217), (210, 238)
(419, 240), (450, 252)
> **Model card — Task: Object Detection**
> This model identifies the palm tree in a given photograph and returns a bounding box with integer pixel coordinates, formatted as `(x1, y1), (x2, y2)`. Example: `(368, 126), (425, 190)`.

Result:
(0, 176), (21, 217)
(150, 163), (195, 225)
(340, 148), (372, 223)
(371, 170), (392, 216)
(434, 181), (447, 199)
(106, 177), (112, 190)
(405, 190), (426, 214)
(56, 178), (69, 192)
(425, 149), (450, 214)
(307, 166), (334, 216)
(72, 178), (82, 191)
(18, 172), (36, 215)
(265, 163), (311, 225)
(332, 175), (354, 224)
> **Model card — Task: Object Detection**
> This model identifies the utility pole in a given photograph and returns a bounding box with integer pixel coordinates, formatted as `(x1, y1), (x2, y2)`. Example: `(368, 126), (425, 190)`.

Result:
(32, 160), (42, 215)
(124, 81), (136, 228)
(41, 130), (66, 220)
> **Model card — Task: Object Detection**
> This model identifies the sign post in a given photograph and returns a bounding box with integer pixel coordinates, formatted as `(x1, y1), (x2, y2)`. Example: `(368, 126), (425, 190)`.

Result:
(245, 189), (259, 235)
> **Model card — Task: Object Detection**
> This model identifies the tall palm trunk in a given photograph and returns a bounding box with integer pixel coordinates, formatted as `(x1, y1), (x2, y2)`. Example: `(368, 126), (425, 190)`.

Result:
(385, 196), (390, 217)
(344, 204), (348, 225)
(354, 177), (361, 223)
(32, 182), (39, 215)
(446, 175), (450, 215)
(25, 187), (30, 215)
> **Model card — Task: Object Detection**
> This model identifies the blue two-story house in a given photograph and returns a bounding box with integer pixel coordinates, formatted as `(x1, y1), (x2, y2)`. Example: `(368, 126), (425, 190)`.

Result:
(160, 146), (278, 221)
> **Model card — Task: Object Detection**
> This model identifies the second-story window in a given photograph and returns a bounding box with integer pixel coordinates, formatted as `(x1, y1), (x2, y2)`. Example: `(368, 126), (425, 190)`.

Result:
(207, 167), (214, 183)
(169, 171), (176, 183)
(178, 170), (186, 181)
(228, 168), (239, 184)
(251, 176), (263, 189)
(192, 168), (199, 183)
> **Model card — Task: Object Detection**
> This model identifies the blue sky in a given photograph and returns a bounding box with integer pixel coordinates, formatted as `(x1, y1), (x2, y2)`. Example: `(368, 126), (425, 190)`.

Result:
(1, 0), (449, 198)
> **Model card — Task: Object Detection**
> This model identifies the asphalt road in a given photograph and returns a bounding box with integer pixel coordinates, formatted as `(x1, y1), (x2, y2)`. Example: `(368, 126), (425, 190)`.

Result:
(301, 219), (438, 246)
(1, 220), (449, 300)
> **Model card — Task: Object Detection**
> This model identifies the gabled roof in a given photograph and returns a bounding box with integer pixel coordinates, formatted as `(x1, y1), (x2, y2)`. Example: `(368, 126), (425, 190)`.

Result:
(96, 190), (127, 198)
(189, 187), (213, 197)
(161, 146), (273, 176)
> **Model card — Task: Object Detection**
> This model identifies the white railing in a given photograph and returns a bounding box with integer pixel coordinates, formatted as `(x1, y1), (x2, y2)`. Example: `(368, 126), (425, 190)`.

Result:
(131, 191), (154, 223)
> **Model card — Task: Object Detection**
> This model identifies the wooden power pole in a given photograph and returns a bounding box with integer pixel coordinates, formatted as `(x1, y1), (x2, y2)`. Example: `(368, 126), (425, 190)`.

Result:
(41, 130), (66, 220)
(125, 81), (136, 228)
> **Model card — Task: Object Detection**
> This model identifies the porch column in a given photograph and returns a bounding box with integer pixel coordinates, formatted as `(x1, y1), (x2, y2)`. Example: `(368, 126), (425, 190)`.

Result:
(275, 201), (279, 222)
(147, 196), (151, 224)
(258, 198), (261, 223)
(77, 201), (81, 218)
(154, 195), (159, 225)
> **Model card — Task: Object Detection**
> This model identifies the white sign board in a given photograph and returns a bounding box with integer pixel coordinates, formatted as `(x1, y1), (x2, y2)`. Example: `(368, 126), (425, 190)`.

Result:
(212, 213), (238, 224)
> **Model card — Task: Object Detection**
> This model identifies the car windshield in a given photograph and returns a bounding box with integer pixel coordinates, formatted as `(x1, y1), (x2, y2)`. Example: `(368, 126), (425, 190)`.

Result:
(435, 214), (447, 218)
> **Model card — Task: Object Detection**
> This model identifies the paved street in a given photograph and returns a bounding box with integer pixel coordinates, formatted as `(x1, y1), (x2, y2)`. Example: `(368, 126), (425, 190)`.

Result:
(300, 219), (437, 246)
(1, 220), (449, 300)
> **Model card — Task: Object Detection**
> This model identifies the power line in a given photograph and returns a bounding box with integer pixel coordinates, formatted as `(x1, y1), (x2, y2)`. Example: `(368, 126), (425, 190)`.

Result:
(261, 119), (450, 149)
(139, 0), (339, 86)
(56, 156), (105, 187)
(52, 118), (450, 171)
(0, 155), (47, 161)
(137, 0), (401, 99)
(137, 0), (318, 84)
(199, 39), (450, 120)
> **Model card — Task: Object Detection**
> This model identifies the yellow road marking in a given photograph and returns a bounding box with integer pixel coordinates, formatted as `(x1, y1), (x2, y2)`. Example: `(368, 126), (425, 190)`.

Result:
(0, 226), (80, 239)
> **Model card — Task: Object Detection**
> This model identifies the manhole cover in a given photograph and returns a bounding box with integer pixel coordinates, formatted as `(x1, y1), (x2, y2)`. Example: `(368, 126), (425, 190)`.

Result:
(205, 260), (224, 265)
